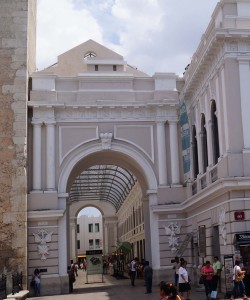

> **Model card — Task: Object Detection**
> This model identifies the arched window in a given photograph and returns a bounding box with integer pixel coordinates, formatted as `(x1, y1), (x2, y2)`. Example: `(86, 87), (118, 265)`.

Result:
(211, 100), (220, 164)
(201, 114), (208, 173)
(192, 125), (199, 179)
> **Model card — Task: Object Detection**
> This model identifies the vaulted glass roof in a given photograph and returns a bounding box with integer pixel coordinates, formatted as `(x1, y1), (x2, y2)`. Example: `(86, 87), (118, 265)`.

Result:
(69, 165), (137, 212)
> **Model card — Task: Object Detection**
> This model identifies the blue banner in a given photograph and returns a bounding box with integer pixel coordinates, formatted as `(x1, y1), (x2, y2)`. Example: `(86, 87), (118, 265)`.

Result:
(179, 100), (190, 180)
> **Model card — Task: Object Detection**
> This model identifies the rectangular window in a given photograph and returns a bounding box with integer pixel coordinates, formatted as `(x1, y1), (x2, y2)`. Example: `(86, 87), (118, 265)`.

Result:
(88, 224), (93, 233)
(89, 239), (93, 249)
(77, 240), (80, 249)
(113, 65), (117, 71)
(95, 65), (98, 71)
(95, 239), (100, 248)
(77, 224), (80, 233)
(95, 223), (99, 233)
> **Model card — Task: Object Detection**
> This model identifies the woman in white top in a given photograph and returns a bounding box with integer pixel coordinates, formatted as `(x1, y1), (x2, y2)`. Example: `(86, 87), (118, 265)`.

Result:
(179, 260), (191, 300)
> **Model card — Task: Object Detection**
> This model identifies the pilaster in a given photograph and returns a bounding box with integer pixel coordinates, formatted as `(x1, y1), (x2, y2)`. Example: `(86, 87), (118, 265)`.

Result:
(45, 121), (56, 191)
(156, 121), (168, 185)
(169, 120), (180, 184)
(238, 58), (250, 151)
(32, 121), (42, 191)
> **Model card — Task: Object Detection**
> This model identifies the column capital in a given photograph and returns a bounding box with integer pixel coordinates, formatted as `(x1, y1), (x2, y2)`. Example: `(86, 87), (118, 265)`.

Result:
(44, 120), (56, 126)
(31, 120), (43, 126)
(155, 119), (166, 125)
(168, 119), (178, 125)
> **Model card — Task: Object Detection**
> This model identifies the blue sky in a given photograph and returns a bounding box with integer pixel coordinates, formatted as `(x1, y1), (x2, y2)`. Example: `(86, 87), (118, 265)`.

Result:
(36, 0), (219, 76)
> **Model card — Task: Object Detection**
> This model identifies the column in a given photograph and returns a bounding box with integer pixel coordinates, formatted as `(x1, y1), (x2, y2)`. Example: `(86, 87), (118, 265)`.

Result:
(156, 121), (168, 185)
(113, 221), (118, 246)
(207, 120), (213, 166)
(238, 59), (250, 151)
(32, 121), (42, 191)
(104, 223), (109, 255)
(70, 219), (76, 262)
(45, 122), (56, 190)
(215, 73), (225, 156)
(145, 191), (160, 269)
(169, 120), (180, 184)
(195, 106), (203, 174)
(205, 93), (213, 166)
(58, 195), (67, 275)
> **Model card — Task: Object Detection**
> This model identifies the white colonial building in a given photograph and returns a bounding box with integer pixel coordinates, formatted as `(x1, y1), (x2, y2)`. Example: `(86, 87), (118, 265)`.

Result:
(1, 0), (250, 297)
(76, 214), (103, 258)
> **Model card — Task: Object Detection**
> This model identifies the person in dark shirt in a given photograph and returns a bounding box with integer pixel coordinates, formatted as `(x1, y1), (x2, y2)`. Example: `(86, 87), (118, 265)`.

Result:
(143, 261), (153, 294)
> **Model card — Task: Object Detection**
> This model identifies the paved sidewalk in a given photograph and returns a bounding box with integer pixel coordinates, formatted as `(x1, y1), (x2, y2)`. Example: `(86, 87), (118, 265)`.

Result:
(28, 270), (227, 300)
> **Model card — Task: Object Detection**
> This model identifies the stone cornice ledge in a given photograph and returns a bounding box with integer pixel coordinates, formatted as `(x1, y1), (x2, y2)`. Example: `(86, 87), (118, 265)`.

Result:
(28, 209), (65, 221)
(151, 177), (250, 214)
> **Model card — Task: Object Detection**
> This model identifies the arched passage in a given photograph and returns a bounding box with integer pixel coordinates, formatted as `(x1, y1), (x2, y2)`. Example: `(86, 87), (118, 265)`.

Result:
(57, 142), (159, 275)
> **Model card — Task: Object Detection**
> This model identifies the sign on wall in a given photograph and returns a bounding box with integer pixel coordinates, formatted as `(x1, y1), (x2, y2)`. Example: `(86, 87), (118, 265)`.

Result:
(179, 100), (191, 181)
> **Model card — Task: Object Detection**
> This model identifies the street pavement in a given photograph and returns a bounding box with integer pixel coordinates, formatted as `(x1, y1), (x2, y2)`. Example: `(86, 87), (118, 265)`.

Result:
(28, 270), (229, 300)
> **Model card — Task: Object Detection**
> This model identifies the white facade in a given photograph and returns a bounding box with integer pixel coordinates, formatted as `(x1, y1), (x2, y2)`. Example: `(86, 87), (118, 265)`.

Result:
(24, 0), (250, 296)
(76, 214), (103, 257)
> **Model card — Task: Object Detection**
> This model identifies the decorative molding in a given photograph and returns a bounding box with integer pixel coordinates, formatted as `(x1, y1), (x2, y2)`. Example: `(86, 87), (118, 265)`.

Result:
(100, 132), (113, 150)
(52, 106), (176, 122)
(163, 222), (181, 252)
(33, 229), (53, 260)
(33, 107), (55, 123)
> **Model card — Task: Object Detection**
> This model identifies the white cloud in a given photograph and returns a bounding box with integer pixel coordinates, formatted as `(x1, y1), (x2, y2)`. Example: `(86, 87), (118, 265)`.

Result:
(36, 0), (219, 75)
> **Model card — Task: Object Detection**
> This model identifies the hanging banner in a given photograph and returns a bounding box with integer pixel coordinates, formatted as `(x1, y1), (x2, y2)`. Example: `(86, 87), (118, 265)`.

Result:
(179, 100), (191, 181)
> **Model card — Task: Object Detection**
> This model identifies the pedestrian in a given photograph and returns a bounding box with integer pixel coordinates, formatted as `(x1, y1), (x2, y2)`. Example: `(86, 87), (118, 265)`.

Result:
(212, 256), (222, 292)
(230, 260), (247, 300)
(83, 258), (87, 271)
(143, 261), (153, 294)
(32, 268), (41, 297)
(74, 262), (78, 276)
(173, 256), (180, 287)
(178, 260), (191, 300)
(67, 265), (76, 293)
(159, 281), (181, 300)
(130, 257), (138, 286)
(201, 261), (214, 300)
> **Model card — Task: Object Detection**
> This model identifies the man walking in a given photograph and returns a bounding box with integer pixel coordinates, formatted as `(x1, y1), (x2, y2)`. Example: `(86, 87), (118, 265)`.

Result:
(143, 261), (153, 294)
(212, 256), (222, 292)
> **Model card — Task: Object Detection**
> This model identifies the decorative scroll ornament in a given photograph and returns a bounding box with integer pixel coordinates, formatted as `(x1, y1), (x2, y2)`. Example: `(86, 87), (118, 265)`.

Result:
(33, 229), (53, 260)
(100, 133), (113, 150)
(219, 207), (227, 246)
(164, 222), (181, 252)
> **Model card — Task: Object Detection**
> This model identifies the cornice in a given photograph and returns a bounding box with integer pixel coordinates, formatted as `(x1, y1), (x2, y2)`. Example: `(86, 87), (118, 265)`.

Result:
(28, 209), (65, 221)
(151, 177), (250, 214)
(29, 99), (179, 123)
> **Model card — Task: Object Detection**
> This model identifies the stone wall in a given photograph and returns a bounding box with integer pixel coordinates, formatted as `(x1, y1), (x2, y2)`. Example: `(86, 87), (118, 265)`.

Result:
(0, 0), (36, 290)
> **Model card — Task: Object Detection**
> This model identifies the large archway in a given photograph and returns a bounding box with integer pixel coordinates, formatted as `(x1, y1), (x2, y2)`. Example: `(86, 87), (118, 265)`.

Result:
(58, 142), (158, 275)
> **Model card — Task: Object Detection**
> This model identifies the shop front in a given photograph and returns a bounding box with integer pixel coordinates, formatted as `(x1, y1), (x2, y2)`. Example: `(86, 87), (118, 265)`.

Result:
(234, 232), (250, 296)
